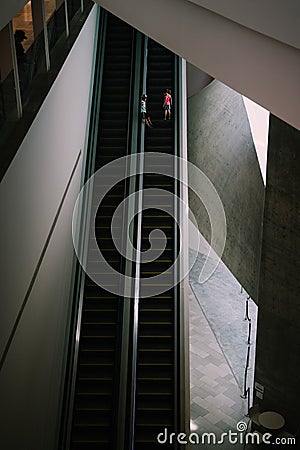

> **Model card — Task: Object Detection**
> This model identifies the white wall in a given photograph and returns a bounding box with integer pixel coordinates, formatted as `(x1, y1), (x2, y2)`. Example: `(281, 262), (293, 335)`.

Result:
(187, 0), (300, 50)
(0, 5), (98, 449)
(97, 0), (300, 131)
(242, 96), (270, 185)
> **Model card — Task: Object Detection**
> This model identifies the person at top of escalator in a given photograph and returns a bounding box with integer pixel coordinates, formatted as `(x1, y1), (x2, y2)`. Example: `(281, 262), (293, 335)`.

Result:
(163, 89), (172, 120)
(14, 30), (27, 63)
(14, 30), (28, 92)
(141, 94), (153, 128)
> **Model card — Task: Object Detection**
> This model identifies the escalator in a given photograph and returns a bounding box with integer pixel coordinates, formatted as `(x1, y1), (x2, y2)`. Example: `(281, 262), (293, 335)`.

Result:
(68, 13), (135, 450)
(134, 39), (179, 449)
(62, 13), (185, 450)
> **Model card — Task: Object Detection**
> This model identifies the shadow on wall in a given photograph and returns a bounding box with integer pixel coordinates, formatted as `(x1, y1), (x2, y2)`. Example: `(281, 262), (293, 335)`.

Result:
(187, 62), (213, 98)
(189, 248), (258, 394)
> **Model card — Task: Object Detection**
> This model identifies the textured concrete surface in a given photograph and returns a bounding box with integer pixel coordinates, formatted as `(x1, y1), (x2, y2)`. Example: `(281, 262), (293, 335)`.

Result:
(187, 80), (265, 302)
(254, 115), (300, 434)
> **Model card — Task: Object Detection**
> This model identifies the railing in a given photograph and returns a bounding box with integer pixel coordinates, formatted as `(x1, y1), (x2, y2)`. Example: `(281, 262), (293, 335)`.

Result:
(0, 1), (94, 178)
(57, 13), (189, 447)
(59, 13), (146, 450)
(107, 29), (147, 449)
(57, 7), (105, 448)
(125, 33), (148, 450)
(176, 56), (191, 438)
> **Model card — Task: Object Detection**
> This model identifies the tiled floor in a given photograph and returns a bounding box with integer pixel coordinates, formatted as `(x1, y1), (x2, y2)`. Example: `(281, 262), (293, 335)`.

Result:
(189, 258), (262, 450)
(189, 286), (250, 449)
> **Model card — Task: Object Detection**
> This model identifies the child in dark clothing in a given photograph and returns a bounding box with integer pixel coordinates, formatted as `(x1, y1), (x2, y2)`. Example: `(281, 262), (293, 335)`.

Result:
(141, 94), (153, 127)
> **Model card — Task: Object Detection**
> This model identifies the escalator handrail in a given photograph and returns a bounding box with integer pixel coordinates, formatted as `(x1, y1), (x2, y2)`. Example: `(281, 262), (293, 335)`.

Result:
(115, 28), (145, 450)
(173, 53), (180, 439)
(176, 56), (191, 438)
(126, 33), (149, 450)
(58, 7), (107, 449)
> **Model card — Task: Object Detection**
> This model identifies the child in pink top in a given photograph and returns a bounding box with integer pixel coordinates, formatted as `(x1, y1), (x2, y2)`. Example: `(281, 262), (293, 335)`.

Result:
(163, 89), (172, 120)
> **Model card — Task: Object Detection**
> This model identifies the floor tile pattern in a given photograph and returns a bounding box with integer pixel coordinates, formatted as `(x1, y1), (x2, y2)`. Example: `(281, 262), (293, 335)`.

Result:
(189, 287), (253, 449)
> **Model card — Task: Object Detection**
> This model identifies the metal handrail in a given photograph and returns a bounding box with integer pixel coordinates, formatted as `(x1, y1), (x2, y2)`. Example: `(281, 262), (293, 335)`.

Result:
(58, 7), (107, 448)
(177, 57), (191, 440)
(127, 33), (148, 450)
(173, 53), (180, 445)
(115, 29), (144, 450)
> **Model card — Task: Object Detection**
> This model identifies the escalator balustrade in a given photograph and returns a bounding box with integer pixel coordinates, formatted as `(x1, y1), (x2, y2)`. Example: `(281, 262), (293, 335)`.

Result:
(70, 14), (134, 450)
(134, 39), (179, 449)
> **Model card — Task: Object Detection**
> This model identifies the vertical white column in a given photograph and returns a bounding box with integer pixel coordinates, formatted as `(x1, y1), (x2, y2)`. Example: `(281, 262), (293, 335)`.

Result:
(41, 0), (51, 71)
(8, 21), (22, 119)
(64, 0), (70, 38)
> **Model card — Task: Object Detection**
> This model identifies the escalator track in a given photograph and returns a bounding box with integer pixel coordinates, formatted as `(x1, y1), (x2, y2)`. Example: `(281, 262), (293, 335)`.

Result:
(63, 15), (184, 450)
(69, 13), (135, 450)
(134, 39), (179, 449)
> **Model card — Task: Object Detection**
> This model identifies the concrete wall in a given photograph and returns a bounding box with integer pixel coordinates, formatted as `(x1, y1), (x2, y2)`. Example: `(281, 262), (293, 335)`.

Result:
(254, 116), (300, 433)
(97, 0), (300, 130)
(187, 80), (265, 302)
(0, 6), (98, 449)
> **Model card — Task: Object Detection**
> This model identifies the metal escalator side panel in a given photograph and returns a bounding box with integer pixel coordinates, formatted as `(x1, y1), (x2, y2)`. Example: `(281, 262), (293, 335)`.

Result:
(134, 39), (180, 449)
(69, 13), (135, 450)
